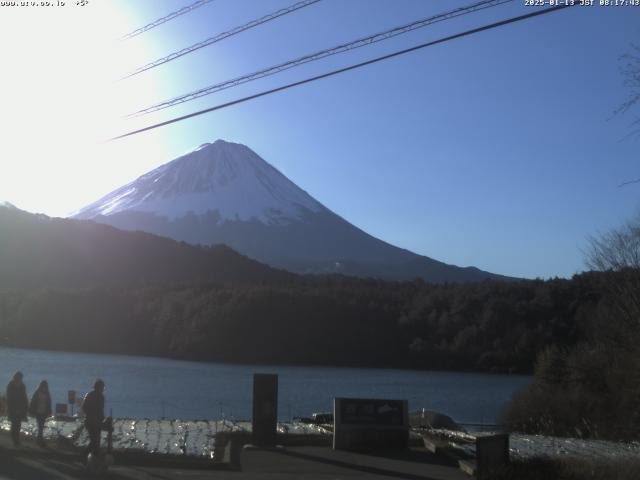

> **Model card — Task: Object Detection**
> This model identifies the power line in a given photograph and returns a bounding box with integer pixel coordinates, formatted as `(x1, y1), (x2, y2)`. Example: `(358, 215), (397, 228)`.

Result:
(618, 178), (640, 188)
(121, 0), (322, 80)
(127, 0), (509, 116)
(121, 0), (216, 41)
(109, 4), (576, 142)
(127, 0), (514, 117)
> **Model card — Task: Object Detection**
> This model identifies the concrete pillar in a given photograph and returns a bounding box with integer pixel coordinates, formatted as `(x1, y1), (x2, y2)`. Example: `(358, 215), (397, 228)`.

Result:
(476, 433), (509, 479)
(252, 373), (278, 446)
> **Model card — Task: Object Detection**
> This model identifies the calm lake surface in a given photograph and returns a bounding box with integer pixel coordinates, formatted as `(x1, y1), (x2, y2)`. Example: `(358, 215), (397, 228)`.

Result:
(0, 347), (531, 424)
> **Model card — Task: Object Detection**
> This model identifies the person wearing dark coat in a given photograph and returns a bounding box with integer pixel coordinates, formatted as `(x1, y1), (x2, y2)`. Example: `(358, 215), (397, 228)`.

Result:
(6, 371), (28, 447)
(29, 380), (52, 447)
(81, 379), (105, 456)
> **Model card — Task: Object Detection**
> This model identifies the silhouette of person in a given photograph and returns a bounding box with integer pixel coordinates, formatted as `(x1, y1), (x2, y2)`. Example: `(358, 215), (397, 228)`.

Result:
(29, 380), (52, 447)
(81, 379), (105, 456)
(6, 371), (28, 447)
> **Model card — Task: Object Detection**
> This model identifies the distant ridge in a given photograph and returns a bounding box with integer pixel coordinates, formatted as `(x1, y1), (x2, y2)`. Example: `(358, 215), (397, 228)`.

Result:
(0, 204), (293, 289)
(74, 139), (511, 282)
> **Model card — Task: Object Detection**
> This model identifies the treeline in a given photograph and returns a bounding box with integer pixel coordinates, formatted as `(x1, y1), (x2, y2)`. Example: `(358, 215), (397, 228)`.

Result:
(0, 271), (613, 373)
(501, 216), (640, 441)
(502, 267), (640, 440)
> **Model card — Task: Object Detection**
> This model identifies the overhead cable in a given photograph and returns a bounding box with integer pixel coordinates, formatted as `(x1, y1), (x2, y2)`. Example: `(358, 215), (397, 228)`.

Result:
(122, 0), (322, 80)
(127, 0), (513, 117)
(121, 0), (216, 41)
(110, 3), (576, 141)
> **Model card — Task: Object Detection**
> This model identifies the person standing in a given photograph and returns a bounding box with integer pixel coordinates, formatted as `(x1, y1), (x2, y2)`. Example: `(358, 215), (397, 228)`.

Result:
(6, 371), (28, 447)
(81, 379), (105, 456)
(29, 380), (52, 447)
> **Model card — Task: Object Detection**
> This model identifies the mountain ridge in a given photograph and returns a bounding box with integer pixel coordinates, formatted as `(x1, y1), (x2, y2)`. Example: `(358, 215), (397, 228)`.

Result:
(74, 140), (324, 224)
(73, 139), (512, 283)
(0, 204), (294, 289)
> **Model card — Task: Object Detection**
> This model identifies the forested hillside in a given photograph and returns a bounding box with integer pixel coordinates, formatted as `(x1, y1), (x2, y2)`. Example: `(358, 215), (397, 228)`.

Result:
(0, 205), (293, 288)
(0, 272), (610, 373)
(0, 204), (623, 374)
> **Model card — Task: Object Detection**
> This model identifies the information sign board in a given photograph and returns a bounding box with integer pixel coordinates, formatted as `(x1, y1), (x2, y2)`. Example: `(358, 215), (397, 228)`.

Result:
(333, 397), (408, 451)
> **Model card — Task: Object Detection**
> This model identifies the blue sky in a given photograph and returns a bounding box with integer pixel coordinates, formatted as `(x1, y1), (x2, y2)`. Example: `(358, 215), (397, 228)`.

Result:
(0, 0), (637, 279)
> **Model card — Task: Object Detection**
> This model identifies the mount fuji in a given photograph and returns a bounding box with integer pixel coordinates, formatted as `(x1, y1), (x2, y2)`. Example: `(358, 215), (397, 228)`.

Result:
(73, 140), (506, 282)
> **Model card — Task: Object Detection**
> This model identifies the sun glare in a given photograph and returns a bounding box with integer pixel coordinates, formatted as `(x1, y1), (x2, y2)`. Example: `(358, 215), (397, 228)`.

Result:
(0, 2), (168, 216)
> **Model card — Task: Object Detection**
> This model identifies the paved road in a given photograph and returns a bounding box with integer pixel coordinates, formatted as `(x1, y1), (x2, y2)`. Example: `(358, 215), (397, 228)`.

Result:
(239, 445), (469, 479)
(0, 431), (468, 479)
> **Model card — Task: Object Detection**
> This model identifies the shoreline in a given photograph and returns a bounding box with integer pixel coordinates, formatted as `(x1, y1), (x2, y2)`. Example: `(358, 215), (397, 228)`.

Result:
(0, 416), (332, 458)
(0, 345), (534, 376)
(2, 416), (640, 461)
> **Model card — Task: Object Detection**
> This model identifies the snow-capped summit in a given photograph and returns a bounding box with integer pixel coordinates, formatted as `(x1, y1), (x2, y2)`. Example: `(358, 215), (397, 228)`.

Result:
(74, 140), (508, 282)
(74, 140), (323, 224)
(0, 200), (17, 210)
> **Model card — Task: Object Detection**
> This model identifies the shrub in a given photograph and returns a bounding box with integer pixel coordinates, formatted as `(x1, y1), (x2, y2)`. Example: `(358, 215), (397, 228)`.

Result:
(490, 457), (640, 480)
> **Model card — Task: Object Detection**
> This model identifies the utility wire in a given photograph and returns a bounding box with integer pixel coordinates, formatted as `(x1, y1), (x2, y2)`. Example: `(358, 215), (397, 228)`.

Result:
(121, 0), (216, 41)
(110, 4), (576, 142)
(127, 0), (513, 117)
(122, 0), (322, 80)
(618, 178), (640, 188)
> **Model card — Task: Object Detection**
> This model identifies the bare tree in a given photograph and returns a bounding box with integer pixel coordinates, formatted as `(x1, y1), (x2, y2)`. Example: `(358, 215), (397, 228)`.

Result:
(586, 217), (640, 271)
(615, 43), (640, 187)
(616, 43), (640, 131)
(586, 216), (640, 349)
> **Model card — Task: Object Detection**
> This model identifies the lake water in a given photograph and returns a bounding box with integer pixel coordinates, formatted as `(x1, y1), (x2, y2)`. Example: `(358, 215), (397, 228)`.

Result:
(0, 347), (531, 425)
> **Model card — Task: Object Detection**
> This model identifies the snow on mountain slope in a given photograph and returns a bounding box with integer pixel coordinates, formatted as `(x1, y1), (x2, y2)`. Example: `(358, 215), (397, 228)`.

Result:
(73, 139), (509, 282)
(0, 200), (17, 209)
(74, 140), (323, 224)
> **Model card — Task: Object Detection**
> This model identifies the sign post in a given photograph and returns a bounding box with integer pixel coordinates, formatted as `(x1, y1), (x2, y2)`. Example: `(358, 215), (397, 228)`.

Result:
(55, 403), (68, 417)
(252, 374), (278, 446)
(68, 390), (76, 416)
